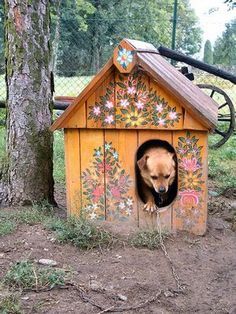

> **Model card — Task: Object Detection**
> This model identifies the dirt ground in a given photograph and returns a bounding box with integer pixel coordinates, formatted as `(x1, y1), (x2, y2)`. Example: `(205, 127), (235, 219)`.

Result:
(0, 186), (236, 314)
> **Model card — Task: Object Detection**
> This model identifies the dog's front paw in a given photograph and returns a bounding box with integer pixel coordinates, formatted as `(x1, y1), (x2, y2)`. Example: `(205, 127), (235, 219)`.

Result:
(143, 200), (157, 213)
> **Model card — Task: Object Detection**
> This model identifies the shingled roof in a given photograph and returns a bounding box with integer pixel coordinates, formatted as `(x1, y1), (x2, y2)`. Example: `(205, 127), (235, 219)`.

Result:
(51, 38), (218, 131)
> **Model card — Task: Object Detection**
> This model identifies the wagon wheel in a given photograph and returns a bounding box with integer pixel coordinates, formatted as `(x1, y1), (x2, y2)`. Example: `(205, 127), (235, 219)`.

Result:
(197, 84), (235, 148)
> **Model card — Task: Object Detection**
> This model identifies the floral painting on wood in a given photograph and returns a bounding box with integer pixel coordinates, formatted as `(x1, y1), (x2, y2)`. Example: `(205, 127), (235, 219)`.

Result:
(175, 132), (205, 229)
(81, 142), (134, 221)
(88, 71), (182, 128)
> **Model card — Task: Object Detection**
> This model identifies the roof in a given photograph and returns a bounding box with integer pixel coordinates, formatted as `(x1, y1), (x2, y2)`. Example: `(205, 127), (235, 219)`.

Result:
(51, 38), (218, 131)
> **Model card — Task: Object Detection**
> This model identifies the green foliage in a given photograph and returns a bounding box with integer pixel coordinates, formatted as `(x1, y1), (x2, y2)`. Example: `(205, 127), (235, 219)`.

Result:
(0, 293), (22, 314)
(46, 216), (113, 249)
(130, 229), (168, 250)
(203, 40), (213, 64)
(4, 261), (66, 291)
(53, 0), (202, 76)
(213, 19), (236, 66)
(209, 135), (236, 191)
(53, 130), (65, 184)
(0, 219), (16, 237)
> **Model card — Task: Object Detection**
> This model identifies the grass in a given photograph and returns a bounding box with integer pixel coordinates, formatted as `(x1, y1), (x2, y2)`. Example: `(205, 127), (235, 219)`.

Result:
(0, 293), (23, 314)
(130, 229), (168, 250)
(53, 130), (65, 184)
(45, 216), (113, 250)
(208, 134), (236, 191)
(3, 260), (67, 291)
(0, 220), (16, 237)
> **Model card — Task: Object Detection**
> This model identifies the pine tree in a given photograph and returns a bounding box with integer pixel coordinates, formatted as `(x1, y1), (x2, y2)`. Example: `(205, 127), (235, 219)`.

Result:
(203, 40), (213, 64)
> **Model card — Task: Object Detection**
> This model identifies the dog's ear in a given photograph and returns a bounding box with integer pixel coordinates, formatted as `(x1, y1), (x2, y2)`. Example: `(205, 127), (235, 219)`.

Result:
(168, 152), (177, 166)
(137, 154), (149, 170)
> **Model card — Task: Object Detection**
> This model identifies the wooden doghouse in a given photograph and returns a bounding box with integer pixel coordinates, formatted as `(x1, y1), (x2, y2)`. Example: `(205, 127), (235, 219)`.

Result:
(51, 39), (218, 235)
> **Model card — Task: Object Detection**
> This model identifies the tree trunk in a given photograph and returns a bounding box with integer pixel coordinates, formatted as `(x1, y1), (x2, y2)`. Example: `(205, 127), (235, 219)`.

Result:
(3, 0), (54, 205)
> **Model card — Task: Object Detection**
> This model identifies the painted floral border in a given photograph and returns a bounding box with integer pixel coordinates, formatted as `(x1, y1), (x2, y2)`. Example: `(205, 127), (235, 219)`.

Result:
(81, 142), (134, 221)
(175, 132), (205, 229)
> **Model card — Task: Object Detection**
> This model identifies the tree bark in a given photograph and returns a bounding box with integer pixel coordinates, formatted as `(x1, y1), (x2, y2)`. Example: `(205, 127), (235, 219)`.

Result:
(3, 0), (54, 205)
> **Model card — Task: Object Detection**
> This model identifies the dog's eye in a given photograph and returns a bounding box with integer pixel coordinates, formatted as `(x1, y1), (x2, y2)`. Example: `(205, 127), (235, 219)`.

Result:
(164, 175), (170, 179)
(151, 175), (158, 180)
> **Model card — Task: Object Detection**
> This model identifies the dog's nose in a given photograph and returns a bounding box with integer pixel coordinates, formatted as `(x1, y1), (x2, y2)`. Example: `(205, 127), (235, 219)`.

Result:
(159, 186), (166, 194)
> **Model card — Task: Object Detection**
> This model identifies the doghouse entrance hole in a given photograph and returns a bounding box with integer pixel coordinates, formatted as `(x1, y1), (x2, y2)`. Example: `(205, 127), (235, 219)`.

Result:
(136, 139), (178, 208)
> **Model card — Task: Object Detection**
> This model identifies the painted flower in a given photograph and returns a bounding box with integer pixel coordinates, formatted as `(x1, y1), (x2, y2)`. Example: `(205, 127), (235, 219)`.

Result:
(127, 197), (133, 207)
(137, 90), (148, 102)
(169, 111), (177, 120)
(182, 172), (202, 190)
(158, 118), (166, 126)
(127, 86), (136, 95)
(92, 186), (104, 202)
(181, 157), (200, 172)
(135, 101), (144, 110)
(111, 186), (121, 198)
(126, 208), (132, 216)
(120, 99), (129, 108)
(89, 211), (97, 220)
(104, 115), (114, 124)
(119, 175), (126, 185)
(119, 202), (126, 210)
(113, 151), (119, 160)
(93, 106), (101, 116)
(98, 161), (112, 173)
(116, 48), (133, 69)
(179, 189), (200, 208)
(126, 110), (145, 127)
(105, 143), (111, 151)
(105, 101), (114, 109)
(156, 103), (163, 113)
(94, 149), (101, 157)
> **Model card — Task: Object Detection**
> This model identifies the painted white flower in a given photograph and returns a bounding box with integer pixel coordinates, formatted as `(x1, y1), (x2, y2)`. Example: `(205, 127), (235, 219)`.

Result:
(119, 202), (126, 210)
(156, 104), (163, 113)
(113, 151), (119, 160)
(127, 198), (133, 207)
(120, 99), (129, 108)
(116, 48), (133, 69)
(127, 86), (136, 95)
(93, 106), (101, 116)
(89, 212), (97, 220)
(105, 101), (114, 109)
(95, 149), (101, 157)
(105, 143), (111, 151)
(104, 115), (114, 124)
(158, 118), (166, 126)
(92, 203), (99, 210)
(135, 101), (144, 110)
(169, 111), (177, 120)
(126, 208), (132, 216)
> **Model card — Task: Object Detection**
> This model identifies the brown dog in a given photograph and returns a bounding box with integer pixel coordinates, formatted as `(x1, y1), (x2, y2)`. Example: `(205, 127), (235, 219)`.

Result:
(137, 147), (176, 212)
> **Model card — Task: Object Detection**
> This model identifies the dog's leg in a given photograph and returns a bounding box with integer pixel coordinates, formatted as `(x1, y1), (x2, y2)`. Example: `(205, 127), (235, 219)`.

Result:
(141, 182), (157, 213)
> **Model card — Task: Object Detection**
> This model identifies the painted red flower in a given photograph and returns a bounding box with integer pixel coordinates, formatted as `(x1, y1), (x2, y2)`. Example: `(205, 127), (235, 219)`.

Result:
(92, 186), (104, 202)
(110, 186), (121, 198)
(181, 157), (200, 172)
(98, 161), (112, 173)
(179, 189), (200, 208)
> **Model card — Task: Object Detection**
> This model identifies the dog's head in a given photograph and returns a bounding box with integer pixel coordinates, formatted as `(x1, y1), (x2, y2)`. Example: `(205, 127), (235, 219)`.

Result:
(137, 148), (176, 194)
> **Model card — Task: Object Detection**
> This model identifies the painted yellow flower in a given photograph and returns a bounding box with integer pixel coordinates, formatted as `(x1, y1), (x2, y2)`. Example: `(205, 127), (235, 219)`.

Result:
(181, 172), (202, 190)
(125, 110), (145, 127)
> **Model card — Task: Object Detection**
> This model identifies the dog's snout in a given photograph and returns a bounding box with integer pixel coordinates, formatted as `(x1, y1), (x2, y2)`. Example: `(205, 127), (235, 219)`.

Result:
(159, 186), (166, 194)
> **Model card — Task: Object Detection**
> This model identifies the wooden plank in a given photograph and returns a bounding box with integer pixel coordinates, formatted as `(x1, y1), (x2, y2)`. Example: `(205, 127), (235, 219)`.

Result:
(64, 129), (81, 216)
(64, 102), (86, 128)
(137, 130), (173, 232)
(80, 129), (106, 221)
(104, 130), (139, 226)
(137, 53), (218, 129)
(87, 72), (115, 129)
(172, 130), (208, 235)
(51, 59), (114, 131)
(183, 110), (208, 131)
